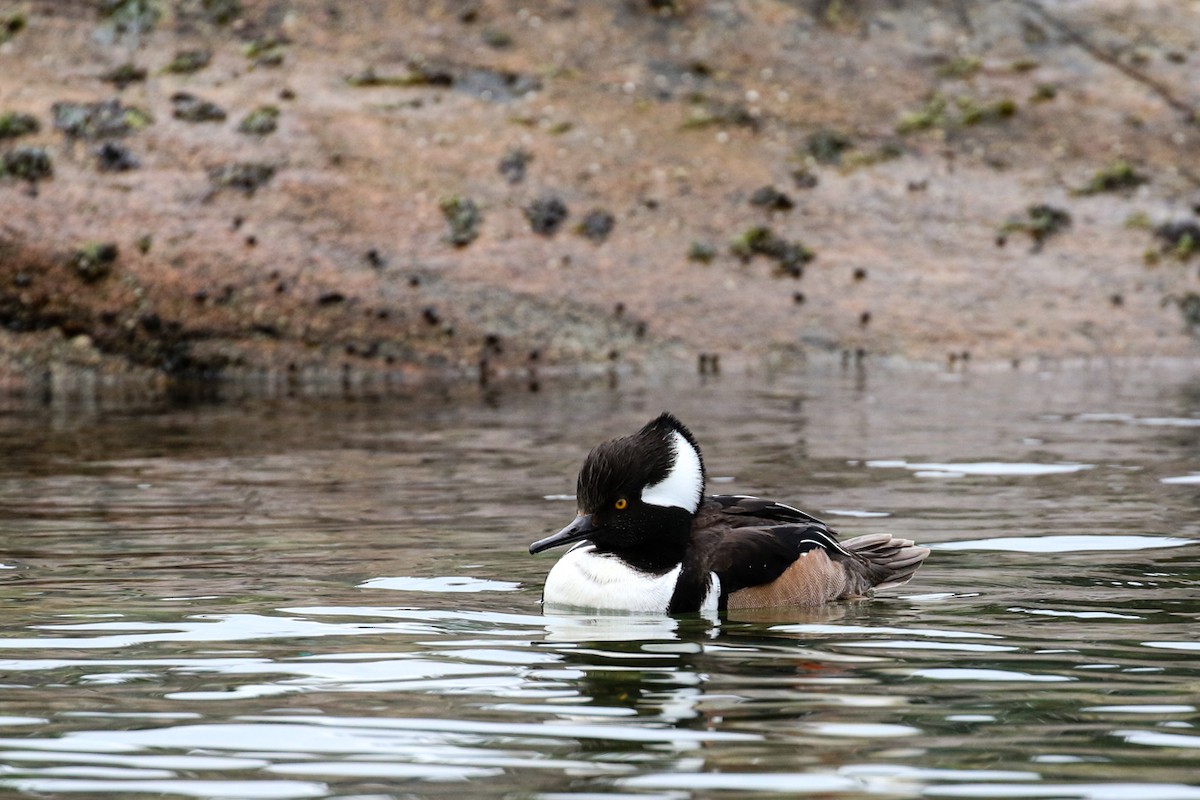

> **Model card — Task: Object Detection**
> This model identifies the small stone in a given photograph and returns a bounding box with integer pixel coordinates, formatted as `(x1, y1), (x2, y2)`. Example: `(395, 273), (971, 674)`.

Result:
(95, 141), (139, 172)
(71, 242), (118, 283)
(577, 209), (615, 242)
(498, 148), (532, 184)
(749, 185), (794, 211)
(171, 92), (226, 123)
(439, 196), (482, 247)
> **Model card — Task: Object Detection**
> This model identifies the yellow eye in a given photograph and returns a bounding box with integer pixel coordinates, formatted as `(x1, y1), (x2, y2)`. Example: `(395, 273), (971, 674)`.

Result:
(615, 498), (628, 510)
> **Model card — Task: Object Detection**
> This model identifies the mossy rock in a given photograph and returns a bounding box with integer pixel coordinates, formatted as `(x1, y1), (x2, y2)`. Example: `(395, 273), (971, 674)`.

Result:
(202, 0), (241, 25)
(999, 204), (1071, 250)
(1, 146), (53, 182)
(439, 196), (482, 247)
(688, 241), (716, 263)
(1078, 160), (1148, 195)
(208, 162), (276, 194)
(165, 49), (212, 74)
(806, 130), (853, 164)
(0, 112), (40, 139)
(102, 62), (148, 89)
(171, 93), (226, 122)
(52, 100), (153, 140)
(238, 105), (279, 136)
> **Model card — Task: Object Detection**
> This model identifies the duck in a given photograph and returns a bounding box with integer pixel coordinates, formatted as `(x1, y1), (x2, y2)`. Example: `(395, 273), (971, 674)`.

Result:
(529, 412), (930, 613)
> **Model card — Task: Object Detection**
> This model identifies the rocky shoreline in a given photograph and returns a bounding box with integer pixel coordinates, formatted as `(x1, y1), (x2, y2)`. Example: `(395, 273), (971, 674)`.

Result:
(1, 0), (1198, 398)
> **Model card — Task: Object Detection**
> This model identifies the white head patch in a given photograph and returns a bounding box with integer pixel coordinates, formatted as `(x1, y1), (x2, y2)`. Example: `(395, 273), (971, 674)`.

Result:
(640, 430), (704, 513)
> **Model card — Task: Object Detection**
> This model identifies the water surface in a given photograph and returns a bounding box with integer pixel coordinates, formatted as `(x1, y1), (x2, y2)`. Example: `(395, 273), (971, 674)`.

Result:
(2, 364), (1200, 799)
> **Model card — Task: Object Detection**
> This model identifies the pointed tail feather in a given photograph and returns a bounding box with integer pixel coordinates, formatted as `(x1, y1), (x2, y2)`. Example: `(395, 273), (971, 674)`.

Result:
(842, 533), (931, 592)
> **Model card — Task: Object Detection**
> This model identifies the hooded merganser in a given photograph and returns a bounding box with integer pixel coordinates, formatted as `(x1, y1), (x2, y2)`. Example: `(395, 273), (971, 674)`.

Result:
(529, 412), (930, 613)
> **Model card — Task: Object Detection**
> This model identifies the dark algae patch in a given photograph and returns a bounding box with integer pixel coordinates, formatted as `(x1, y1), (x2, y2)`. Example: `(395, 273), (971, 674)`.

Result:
(577, 209), (615, 243)
(730, 226), (813, 277)
(998, 205), (1072, 251)
(52, 100), (152, 140)
(238, 106), (280, 136)
(165, 50), (212, 74)
(524, 196), (569, 236)
(1, 147), (53, 183)
(208, 162), (275, 194)
(172, 93), (227, 123)
(0, 112), (40, 140)
(71, 242), (118, 283)
(1078, 160), (1148, 195)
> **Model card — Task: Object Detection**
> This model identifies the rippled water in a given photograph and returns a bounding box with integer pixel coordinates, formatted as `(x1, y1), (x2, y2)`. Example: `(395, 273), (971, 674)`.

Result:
(2, 364), (1200, 799)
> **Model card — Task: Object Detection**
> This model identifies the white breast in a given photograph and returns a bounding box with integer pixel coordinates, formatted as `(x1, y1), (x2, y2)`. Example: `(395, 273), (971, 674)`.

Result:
(542, 545), (721, 614)
(542, 544), (681, 613)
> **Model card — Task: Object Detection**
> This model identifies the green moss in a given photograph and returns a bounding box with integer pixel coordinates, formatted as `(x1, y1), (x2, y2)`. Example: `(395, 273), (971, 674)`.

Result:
(165, 49), (212, 74)
(238, 105), (279, 136)
(71, 242), (118, 283)
(345, 64), (454, 88)
(244, 35), (286, 67)
(936, 56), (982, 80)
(730, 226), (813, 277)
(439, 196), (482, 247)
(999, 204), (1071, 249)
(208, 162), (275, 194)
(896, 95), (947, 134)
(0, 112), (40, 139)
(1078, 160), (1148, 195)
(959, 96), (1017, 125)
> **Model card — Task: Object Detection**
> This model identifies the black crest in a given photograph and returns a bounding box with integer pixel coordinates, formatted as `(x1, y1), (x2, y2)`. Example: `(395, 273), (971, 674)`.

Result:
(576, 412), (705, 513)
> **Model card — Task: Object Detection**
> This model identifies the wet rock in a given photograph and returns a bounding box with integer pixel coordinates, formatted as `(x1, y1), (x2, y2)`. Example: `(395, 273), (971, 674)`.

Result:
(998, 205), (1071, 251)
(749, 186), (794, 211)
(1, 146), (52, 182)
(439, 196), (481, 247)
(688, 241), (716, 263)
(95, 141), (140, 172)
(524, 195), (569, 236)
(208, 162), (276, 194)
(165, 49), (212, 74)
(807, 129), (853, 164)
(577, 209), (615, 243)
(238, 105), (279, 136)
(729, 226), (813, 277)
(0, 112), (39, 139)
(52, 99), (153, 140)
(101, 62), (147, 89)
(71, 242), (118, 283)
(498, 148), (532, 184)
(171, 92), (227, 123)
(1078, 160), (1148, 195)
(1155, 221), (1200, 260)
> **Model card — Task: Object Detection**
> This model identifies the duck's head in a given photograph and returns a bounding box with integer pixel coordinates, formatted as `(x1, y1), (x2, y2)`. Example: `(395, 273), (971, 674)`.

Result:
(530, 413), (706, 563)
